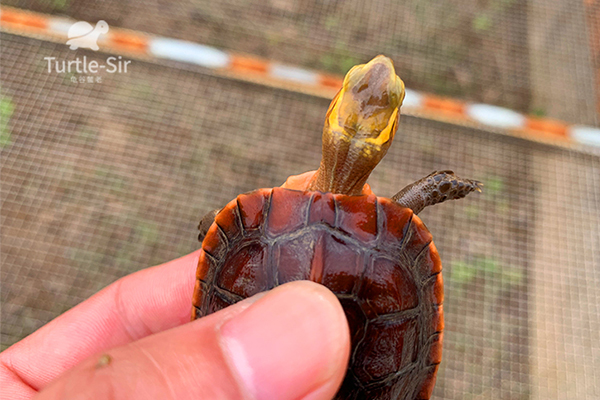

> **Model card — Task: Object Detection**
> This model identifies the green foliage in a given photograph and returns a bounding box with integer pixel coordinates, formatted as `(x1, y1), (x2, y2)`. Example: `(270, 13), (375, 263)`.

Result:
(472, 15), (492, 32)
(0, 94), (15, 149)
(50, 0), (69, 11)
(496, 198), (510, 214)
(472, 0), (518, 33)
(480, 257), (499, 274)
(319, 40), (361, 75)
(94, 166), (128, 193)
(79, 128), (99, 144)
(450, 261), (477, 284)
(136, 221), (160, 245)
(324, 16), (340, 32)
(425, 70), (463, 97)
(131, 82), (155, 101)
(450, 256), (523, 287)
(484, 176), (504, 196)
(62, 71), (77, 84)
(530, 107), (547, 117)
(320, 53), (361, 75)
(463, 205), (480, 220)
(500, 266), (525, 286)
(266, 32), (282, 47)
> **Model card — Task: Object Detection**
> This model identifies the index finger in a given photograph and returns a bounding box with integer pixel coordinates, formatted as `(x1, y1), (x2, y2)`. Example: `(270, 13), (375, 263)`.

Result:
(0, 250), (201, 392)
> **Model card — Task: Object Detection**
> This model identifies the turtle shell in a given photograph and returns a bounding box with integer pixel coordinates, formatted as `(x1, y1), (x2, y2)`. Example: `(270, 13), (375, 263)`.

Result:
(192, 187), (444, 400)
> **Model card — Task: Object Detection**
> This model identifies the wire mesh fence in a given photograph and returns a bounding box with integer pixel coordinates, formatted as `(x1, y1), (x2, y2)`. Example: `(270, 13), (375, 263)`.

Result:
(1, 0), (599, 399)
(4, 0), (599, 126)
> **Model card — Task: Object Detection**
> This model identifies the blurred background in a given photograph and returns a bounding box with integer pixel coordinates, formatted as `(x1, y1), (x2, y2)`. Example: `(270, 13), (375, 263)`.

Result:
(1, 0), (599, 399)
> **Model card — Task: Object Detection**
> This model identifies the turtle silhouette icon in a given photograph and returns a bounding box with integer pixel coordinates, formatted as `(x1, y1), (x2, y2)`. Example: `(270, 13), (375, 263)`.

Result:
(66, 20), (109, 51)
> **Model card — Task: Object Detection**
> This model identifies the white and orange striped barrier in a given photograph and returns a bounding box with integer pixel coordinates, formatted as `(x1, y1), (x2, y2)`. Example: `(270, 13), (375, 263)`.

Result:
(1, 6), (599, 148)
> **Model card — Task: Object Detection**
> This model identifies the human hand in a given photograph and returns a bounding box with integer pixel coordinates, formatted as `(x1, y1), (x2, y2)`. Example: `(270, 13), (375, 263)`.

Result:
(0, 250), (350, 400)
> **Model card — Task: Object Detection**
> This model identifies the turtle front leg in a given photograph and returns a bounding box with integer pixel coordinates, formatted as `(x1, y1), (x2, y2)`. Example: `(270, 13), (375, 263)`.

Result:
(392, 170), (482, 215)
(198, 209), (220, 242)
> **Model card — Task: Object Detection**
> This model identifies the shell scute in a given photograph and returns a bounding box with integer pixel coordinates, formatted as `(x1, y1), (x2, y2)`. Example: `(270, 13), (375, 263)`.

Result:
(214, 200), (242, 241)
(202, 224), (229, 259)
(402, 217), (433, 262)
(414, 241), (442, 279)
(274, 235), (315, 284)
(208, 292), (233, 314)
(354, 317), (419, 382)
(429, 304), (444, 333)
(315, 233), (363, 294)
(195, 250), (213, 281)
(308, 192), (336, 226)
(378, 198), (413, 245)
(416, 365), (439, 399)
(422, 272), (444, 306)
(338, 296), (367, 350)
(426, 332), (443, 365)
(359, 257), (418, 318)
(266, 187), (310, 236)
(192, 279), (205, 309)
(194, 191), (444, 400)
(237, 189), (271, 230)
(335, 194), (378, 243)
(216, 242), (269, 298)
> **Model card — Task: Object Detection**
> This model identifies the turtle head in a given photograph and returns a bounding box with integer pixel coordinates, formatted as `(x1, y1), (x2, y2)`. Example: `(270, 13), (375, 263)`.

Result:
(309, 55), (405, 195)
(334, 55), (405, 143)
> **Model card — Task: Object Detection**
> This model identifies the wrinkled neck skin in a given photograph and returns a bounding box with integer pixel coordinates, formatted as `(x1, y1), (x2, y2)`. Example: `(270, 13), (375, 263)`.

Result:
(308, 56), (404, 196)
(309, 113), (397, 195)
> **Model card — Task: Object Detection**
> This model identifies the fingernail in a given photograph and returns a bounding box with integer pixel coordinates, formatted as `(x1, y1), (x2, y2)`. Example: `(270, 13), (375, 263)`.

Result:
(220, 281), (349, 400)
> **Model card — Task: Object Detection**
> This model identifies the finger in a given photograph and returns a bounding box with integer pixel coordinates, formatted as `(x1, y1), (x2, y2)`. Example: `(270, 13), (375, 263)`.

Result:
(35, 281), (351, 400)
(1, 250), (200, 392)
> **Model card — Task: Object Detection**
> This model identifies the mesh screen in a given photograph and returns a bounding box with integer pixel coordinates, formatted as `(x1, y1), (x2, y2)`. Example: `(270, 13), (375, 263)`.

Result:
(4, 0), (599, 125)
(1, 1), (600, 399)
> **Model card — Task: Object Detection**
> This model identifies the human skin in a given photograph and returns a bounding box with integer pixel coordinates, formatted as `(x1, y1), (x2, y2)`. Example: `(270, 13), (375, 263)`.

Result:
(0, 250), (351, 400)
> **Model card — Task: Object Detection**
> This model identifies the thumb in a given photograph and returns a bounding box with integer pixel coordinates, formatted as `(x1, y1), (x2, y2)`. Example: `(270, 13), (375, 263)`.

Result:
(35, 281), (351, 400)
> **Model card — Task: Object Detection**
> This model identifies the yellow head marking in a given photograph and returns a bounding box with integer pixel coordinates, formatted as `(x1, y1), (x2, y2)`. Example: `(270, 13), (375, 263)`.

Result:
(326, 55), (405, 150)
(312, 55), (405, 195)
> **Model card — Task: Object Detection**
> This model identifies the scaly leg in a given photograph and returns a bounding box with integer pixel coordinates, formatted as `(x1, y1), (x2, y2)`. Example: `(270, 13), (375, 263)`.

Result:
(392, 170), (482, 215)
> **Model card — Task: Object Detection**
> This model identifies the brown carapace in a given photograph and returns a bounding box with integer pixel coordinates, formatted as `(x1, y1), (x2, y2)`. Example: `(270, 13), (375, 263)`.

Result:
(192, 55), (481, 399)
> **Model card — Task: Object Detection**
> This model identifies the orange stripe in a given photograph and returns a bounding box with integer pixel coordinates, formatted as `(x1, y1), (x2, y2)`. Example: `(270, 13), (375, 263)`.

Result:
(423, 95), (466, 117)
(0, 8), (47, 30)
(109, 32), (148, 53)
(230, 55), (269, 74)
(0, 5), (588, 148)
(319, 74), (343, 89)
(524, 117), (569, 138)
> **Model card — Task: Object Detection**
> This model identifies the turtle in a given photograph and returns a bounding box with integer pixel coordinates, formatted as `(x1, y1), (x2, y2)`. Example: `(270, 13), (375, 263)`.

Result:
(192, 55), (482, 400)
(66, 20), (109, 51)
